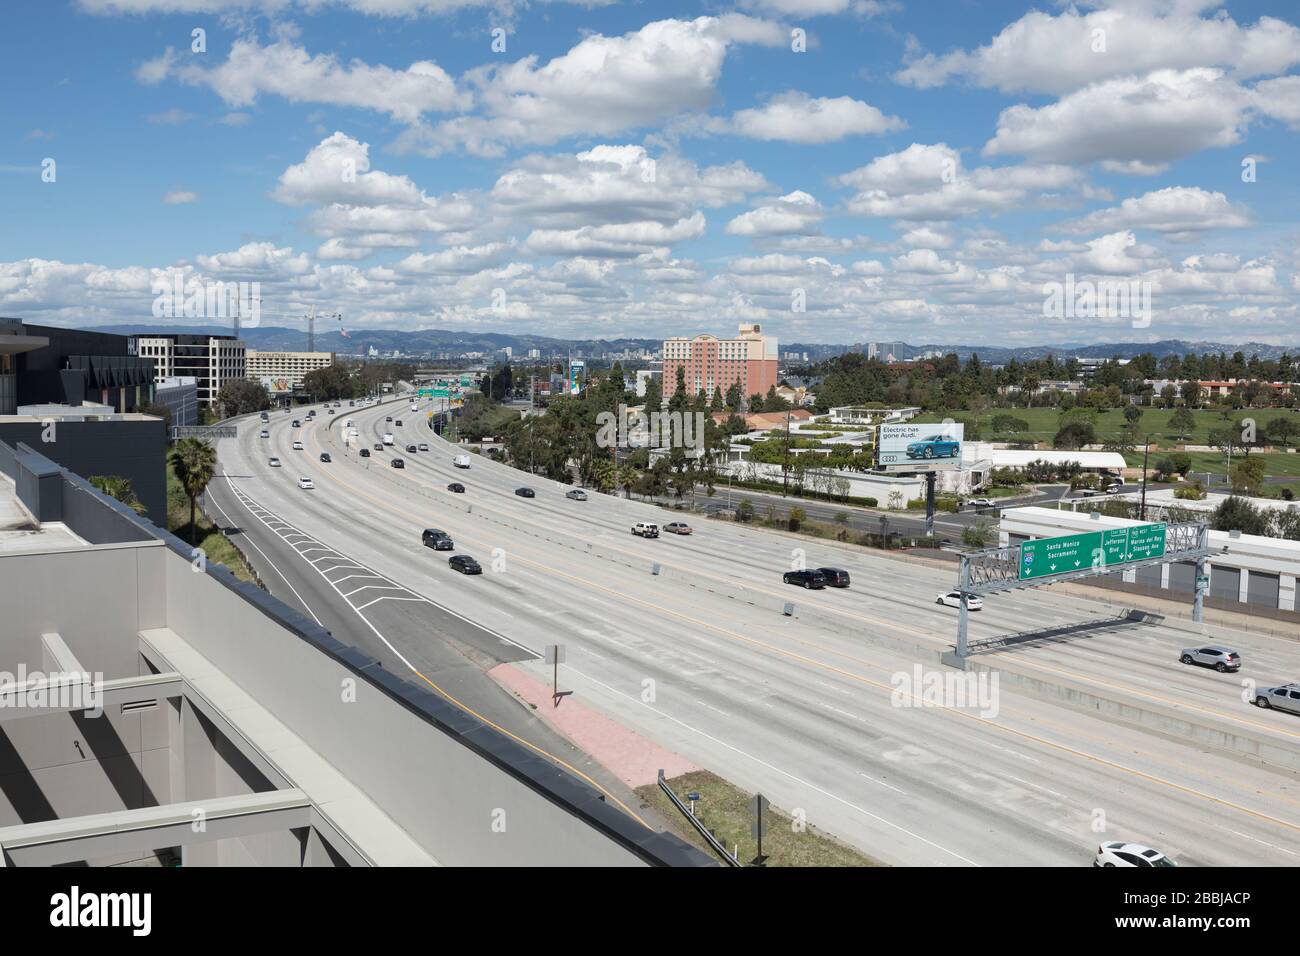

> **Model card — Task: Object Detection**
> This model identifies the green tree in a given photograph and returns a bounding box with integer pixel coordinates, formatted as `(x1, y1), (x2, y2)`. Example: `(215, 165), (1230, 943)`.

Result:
(962, 519), (994, 550)
(1053, 420), (1096, 449)
(1168, 407), (1196, 441)
(89, 475), (147, 515)
(217, 379), (270, 417)
(1230, 456), (1266, 494)
(169, 438), (217, 545)
(1209, 496), (1270, 536)
(1123, 404), (1143, 425)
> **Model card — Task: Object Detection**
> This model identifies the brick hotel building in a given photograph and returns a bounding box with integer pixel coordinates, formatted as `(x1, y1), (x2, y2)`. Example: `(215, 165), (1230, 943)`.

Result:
(661, 324), (779, 401)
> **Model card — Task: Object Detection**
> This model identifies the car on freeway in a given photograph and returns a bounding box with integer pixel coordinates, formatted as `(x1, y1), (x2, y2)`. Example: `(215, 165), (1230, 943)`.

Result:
(268, 457), (281, 468)
(406, 444), (417, 453)
(1179, 645), (1241, 672)
(448, 554), (482, 575)
(817, 567), (850, 588)
(418, 443), (429, 452)
(291, 419), (300, 428)
(373, 442), (383, 451)
(385, 416), (393, 422)
(259, 429), (269, 438)
(663, 521), (692, 535)
(1094, 843), (1176, 868)
(260, 411), (269, 422)
(391, 458), (405, 469)
(453, 455), (471, 468)
(936, 591), (983, 610)
(349, 400), (355, 406)
(566, 489), (588, 501)
(359, 448), (370, 458)
(421, 528), (454, 551)
(383, 433), (394, 445)
(905, 434), (961, 460)
(319, 452), (332, 463)
(783, 569), (826, 589)
(395, 419), (403, 427)
(297, 477), (314, 490)
(328, 409), (335, 415)
(966, 497), (995, 508)
(292, 440), (304, 450)
(631, 521), (659, 538)
(447, 482), (465, 493)
(515, 487), (535, 498)
(1254, 683), (1300, 714)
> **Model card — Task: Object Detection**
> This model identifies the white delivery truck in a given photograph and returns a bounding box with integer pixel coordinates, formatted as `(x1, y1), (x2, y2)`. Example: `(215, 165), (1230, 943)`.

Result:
(383, 433), (395, 446)
(453, 454), (471, 468)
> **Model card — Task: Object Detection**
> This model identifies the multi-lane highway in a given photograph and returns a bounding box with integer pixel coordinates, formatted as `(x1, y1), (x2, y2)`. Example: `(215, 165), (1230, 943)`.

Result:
(211, 395), (1300, 866)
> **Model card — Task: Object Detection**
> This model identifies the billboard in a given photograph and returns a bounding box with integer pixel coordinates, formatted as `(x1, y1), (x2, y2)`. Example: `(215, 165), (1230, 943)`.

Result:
(568, 360), (585, 396)
(877, 421), (964, 470)
(261, 376), (293, 395)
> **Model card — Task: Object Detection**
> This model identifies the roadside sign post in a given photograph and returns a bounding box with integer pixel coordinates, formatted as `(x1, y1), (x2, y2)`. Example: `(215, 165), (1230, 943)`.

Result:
(750, 794), (769, 866)
(545, 644), (571, 708)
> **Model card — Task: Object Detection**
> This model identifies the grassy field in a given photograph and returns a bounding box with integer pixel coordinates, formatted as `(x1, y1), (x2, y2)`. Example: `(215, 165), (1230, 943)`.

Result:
(914, 406), (1300, 447)
(637, 770), (881, 867)
(167, 468), (259, 584)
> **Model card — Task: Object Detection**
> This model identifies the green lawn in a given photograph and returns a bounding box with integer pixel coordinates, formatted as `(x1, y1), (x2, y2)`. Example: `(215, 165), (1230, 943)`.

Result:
(913, 406), (1300, 447)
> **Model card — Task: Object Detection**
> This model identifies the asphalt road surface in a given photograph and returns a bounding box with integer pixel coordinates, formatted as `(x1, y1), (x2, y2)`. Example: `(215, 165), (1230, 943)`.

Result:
(210, 396), (1300, 867)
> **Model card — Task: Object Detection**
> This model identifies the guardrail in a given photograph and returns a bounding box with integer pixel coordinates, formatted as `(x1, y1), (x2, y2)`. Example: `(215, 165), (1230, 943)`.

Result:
(657, 769), (740, 867)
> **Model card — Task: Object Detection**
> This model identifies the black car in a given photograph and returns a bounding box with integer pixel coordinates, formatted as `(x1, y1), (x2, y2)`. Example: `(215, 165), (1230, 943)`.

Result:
(360, 448), (371, 458)
(385, 416), (393, 422)
(515, 487), (535, 498)
(817, 568), (850, 588)
(391, 458), (405, 469)
(406, 444), (417, 453)
(783, 570), (827, 589)
(449, 554), (482, 575)
(447, 482), (465, 493)
(373, 443), (383, 451)
(395, 420), (403, 427)
(319, 452), (332, 463)
(422, 528), (454, 551)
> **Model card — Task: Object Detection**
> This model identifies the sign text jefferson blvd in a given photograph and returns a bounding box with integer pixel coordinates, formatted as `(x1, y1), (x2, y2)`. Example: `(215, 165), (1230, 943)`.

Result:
(1018, 523), (1167, 581)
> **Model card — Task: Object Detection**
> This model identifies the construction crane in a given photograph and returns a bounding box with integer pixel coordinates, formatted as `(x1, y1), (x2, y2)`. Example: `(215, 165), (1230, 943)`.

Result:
(237, 300), (342, 351)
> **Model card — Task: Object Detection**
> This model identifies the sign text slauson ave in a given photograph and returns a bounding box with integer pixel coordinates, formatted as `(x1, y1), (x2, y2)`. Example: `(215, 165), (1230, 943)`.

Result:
(1018, 523), (1167, 581)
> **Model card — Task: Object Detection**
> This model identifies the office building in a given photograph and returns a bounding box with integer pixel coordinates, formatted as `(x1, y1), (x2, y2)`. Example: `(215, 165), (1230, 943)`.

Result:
(131, 333), (246, 408)
(153, 376), (199, 427)
(245, 350), (334, 394)
(661, 323), (778, 402)
(0, 320), (156, 415)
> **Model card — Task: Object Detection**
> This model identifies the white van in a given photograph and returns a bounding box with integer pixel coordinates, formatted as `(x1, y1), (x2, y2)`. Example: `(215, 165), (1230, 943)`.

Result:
(453, 454), (471, 468)
(383, 433), (395, 446)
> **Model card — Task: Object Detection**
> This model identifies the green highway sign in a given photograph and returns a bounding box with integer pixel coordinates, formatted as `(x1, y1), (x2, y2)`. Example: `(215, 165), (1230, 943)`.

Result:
(1018, 523), (1166, 581)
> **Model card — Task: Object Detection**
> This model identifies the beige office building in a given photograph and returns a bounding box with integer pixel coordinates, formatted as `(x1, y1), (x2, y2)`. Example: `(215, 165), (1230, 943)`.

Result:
(246, 349), (335, 393)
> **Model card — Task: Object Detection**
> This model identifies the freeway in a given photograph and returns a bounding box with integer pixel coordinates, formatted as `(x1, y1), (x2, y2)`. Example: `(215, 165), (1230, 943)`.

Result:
(214, 395), (1300, 866)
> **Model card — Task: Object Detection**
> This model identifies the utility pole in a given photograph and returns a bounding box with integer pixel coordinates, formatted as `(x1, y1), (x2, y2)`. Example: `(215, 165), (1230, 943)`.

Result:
(1140, 436), (1150, 521)
(782, 404), (791, 496)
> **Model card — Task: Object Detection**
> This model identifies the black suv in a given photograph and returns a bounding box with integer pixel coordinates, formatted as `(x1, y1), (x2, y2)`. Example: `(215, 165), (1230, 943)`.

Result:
(449, 554), (482, 575)
(783, 570), (827, 589)
(515, 487), (535, 498)
(391, 458), (405, 469)
(817, 568), (850, 588)
(319, 452), (332, 463)
(406, 444), (417, 453)
(447, 482), (465, 493)
(360, 448), (371, 458)
(422, 529), (454, 551)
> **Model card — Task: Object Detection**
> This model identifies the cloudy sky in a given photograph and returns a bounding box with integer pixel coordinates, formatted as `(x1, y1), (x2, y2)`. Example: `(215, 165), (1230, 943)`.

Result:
(3, 0), (1299, 346)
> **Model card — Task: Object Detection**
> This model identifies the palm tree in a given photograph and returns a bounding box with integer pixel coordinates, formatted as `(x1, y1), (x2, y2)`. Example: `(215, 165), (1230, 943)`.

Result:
(169, 438), (217, 544)
(617, 464), (638, 499)
(89, 475), (147, 515)
(590, 457), (616, 494)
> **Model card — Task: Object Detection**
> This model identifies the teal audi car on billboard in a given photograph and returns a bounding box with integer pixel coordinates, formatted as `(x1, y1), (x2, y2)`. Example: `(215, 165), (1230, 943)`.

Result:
(906, 434), (962, 460)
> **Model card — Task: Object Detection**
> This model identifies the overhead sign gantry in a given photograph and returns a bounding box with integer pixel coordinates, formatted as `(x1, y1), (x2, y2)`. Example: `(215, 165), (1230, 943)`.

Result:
(941, 520), (1211, 668)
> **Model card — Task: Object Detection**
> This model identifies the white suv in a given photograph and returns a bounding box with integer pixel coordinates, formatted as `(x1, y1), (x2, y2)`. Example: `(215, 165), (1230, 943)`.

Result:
(298, 476), (314, 490)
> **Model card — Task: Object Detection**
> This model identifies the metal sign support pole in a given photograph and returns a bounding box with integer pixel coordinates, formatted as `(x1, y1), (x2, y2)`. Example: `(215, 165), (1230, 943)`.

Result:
(924, 470), (936, 538)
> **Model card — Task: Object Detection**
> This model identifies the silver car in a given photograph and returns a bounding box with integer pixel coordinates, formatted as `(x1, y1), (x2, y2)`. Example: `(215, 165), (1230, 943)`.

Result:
(1255, 683), (1300, 715)
(1179, 645), (1241, 672)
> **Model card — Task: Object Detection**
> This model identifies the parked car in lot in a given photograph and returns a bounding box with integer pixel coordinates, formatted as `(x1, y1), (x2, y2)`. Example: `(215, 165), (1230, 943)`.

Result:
(906, 434), (961, 460)
(966, 497), (995, 508)
(1254, 683), (1300, 714)
(421, 528), (454, 551)
(1179, 645), (1241, 672)
(783, 569), (826, 589)
(292, 440), (304, 450)
(359, 448), (370, 458)
(268, 457), (281, 467)
(817, 567), (850, 587)
(515, 487), (535, 498)
(631, 521), (659, 538)
(1094, 842), (1176, 867)
(391, 458), (405, 469)
(418, 443), (429, 452)
(449, 554), (482, 575)
(566, 489), (588, 501)
(447, 482), (465, 493)
(259, 429), (269, 438)
(663, 521), (692, 535)
(297, 476), (314, 490)
(936, 591), (983, 610)
(319, 452), (331, 463)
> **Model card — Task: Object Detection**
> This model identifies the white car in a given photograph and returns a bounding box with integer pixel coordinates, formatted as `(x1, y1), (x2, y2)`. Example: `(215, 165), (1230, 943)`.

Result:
(268, 457), (281, 468)
(292, 440), (304, 450)
(936, 591), (983, 610)
(297, 476), (314, 490)
(259, 429), (269, 439)
(966, 497), (995, 508)
(1094, 842), (1176, 867)
(418, 443), (429, 452)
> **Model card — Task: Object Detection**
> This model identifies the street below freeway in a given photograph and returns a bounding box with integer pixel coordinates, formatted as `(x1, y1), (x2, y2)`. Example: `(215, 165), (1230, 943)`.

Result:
(213, 396), (1300, 866)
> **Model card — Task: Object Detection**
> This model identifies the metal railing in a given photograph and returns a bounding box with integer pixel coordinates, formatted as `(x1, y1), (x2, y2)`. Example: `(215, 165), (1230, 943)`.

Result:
(657, 770), (739, 867)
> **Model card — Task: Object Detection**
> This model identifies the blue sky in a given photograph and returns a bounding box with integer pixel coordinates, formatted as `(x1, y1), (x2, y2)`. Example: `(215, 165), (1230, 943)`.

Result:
(2, 0), (1299, 346)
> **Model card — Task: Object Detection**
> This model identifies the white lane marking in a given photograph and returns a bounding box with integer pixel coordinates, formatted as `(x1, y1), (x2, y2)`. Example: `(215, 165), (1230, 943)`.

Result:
(343, 584), (407, 598)
(354, 595), (430, 611)
(1225, 828), (1300, 858)
(1000, 773), (1068, 800)
(859, 771), (908, 796)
